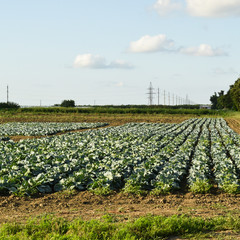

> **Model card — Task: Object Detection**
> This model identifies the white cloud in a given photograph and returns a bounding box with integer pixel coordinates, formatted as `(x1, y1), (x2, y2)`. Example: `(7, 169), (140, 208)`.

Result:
(153, 0), (181, 16)
(180, 44), (227, 56)
(74, 54), (133, 69)
(74, 54), (106, 68)
(128, 34), (174, 53)
(186, 0), (240, 17)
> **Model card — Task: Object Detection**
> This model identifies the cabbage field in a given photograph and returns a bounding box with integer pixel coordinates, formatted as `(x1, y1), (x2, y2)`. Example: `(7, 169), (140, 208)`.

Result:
(0, 122), (108, 136)
(0, 118), (239, 196)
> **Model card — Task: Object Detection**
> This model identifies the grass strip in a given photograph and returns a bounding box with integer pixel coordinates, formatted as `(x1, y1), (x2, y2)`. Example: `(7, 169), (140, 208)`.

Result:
(0, 214), (240, 239)
(0, 107), (231, 116)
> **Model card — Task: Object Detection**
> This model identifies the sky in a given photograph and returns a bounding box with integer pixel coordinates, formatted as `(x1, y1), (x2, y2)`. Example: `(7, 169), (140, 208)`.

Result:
(0, 0), (240, 106)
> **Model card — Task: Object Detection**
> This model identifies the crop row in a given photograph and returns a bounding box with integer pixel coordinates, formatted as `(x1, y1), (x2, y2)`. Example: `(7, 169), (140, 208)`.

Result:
(0, 118), (239, 195)
(0, 122), (108, 136)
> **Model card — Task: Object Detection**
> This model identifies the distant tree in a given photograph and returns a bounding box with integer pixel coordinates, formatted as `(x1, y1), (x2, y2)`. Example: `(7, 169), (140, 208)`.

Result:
(230, 78), (240, 111)
(0, 102), (20, 109)
(222, 88), (235, 110)
(216, 90), (225, 109)
(60, 100), (75, 107)
(210, 78), (240, 111)
(210, 92), (218, 109)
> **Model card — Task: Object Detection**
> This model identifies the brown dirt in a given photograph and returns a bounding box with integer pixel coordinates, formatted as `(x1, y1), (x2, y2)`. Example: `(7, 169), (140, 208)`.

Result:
(0, 112), (190, 124)
(226, 118), (240, 134)
(0, 191), (240, 224)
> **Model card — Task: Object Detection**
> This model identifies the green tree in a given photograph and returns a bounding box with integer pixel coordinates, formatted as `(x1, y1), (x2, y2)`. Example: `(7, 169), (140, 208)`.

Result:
(0, 102), (20, 109)
(230, 78), (240, 111)
(210, 92), (218, 109)
(60, 100), (75, 107)
(216, 90), (225, 109)
(222, 88), (235, 109)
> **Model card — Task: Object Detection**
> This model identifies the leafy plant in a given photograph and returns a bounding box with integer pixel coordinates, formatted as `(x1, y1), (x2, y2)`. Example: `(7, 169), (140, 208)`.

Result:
(189, 179), (212, 193)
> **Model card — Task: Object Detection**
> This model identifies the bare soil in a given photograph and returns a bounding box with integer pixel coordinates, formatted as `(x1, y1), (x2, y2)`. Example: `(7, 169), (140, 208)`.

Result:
(0, 191), (240, 224)
(226, 118), (240, 134)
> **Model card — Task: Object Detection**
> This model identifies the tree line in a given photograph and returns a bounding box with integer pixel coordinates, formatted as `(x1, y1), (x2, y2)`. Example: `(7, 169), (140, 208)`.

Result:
(210, 78), (240, 111)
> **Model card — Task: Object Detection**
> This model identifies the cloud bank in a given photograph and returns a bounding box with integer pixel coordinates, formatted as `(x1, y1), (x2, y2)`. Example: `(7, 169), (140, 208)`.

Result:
(128, 34), (227, 57)
(128, 34), (175, 53)
(74, 54), (133, 69)
(153, 0), (240, 17)
(186, 0), (240, 17)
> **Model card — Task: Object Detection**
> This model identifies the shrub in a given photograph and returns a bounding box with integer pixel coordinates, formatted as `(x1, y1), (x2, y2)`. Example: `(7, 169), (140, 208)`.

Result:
(60, 100), (75, 107)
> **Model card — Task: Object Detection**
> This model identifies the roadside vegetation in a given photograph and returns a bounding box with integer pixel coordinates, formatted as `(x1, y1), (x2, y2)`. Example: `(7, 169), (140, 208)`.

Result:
(1, 214), (240, 239)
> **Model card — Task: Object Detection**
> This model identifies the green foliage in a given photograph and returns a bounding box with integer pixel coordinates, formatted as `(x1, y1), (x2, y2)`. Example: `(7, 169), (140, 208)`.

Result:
(0, 102), (20, 109)
(151, 182), (172, 195)
(210, 78), (240, 111)
(1, 214), (240, 239)
(60, 100), (75, 107)
(221, 182), (240, 194)
(89, 185), (112, 196)
(0, 118), (239, 196)
(123, 179), (146, 195)
(4, 106), (226, 115)
(230, 78), (240, 111)
(210, 92), (218, 109)
(189, 179), (212, 193)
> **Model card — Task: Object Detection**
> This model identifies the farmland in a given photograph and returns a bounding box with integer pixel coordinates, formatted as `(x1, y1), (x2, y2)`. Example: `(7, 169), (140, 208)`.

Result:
(0, 117), (239, 196)
(0, 112), (240, 239)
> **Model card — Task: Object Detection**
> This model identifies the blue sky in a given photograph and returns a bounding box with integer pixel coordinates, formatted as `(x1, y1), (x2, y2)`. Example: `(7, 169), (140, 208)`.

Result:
(0, 0), (239, 106)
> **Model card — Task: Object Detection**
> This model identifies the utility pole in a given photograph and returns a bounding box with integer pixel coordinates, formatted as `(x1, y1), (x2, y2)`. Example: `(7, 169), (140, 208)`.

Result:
(168, 92), (170, 105)
(164, 90), (166, 106)
(7, 85), (9, 103)
(158, 88), (160, 105)
(147, 82), (155, 105)
(172, 93), (174, 106)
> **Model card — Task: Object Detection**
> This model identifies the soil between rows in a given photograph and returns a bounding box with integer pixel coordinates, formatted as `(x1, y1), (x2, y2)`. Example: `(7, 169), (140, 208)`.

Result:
(0, 113), (240, 225)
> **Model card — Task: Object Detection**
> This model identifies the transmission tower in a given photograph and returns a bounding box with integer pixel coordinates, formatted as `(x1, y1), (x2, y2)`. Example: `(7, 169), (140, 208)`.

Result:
(147, 82), (155, 105)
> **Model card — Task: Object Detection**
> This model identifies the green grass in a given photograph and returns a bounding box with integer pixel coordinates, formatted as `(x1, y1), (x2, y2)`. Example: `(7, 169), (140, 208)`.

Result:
(0, 106), (232, 116)
(1, 214), (240, 239)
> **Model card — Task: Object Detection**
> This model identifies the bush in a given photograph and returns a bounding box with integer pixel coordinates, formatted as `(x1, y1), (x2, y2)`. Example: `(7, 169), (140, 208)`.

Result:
(60, 100), (75, 107)
(0, 102), (20, 109)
